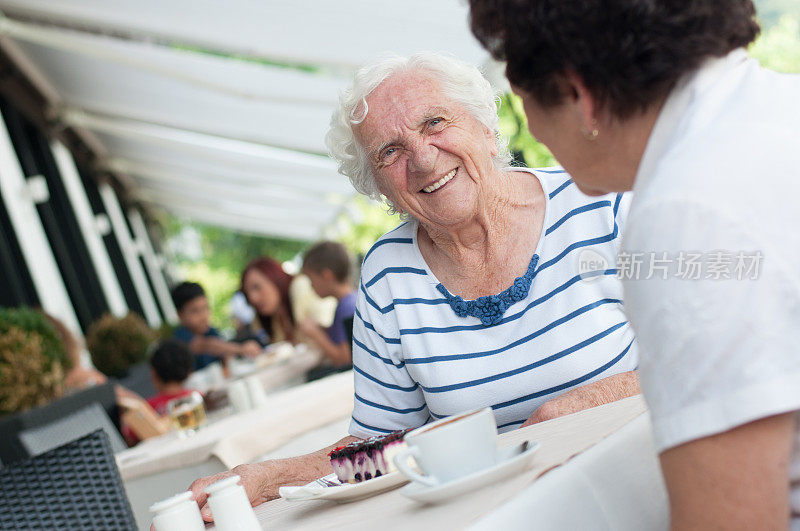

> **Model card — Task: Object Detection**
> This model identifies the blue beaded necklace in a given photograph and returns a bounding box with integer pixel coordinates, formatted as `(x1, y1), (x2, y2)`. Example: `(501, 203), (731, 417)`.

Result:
(435, 253), (540, 326)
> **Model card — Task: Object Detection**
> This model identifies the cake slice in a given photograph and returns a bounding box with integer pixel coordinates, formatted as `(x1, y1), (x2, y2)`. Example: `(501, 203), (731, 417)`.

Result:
(328, 429), (409, 483)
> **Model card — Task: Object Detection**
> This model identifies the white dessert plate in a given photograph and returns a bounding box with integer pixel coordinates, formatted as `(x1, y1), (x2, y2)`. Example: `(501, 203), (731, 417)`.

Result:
(400, 440), (540, 504)
(279, 470), (408, 503)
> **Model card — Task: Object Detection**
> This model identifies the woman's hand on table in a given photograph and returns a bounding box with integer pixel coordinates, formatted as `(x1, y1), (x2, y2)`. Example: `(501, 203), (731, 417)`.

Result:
(521, 371), (640, 427)
(187, 435), (359, 522)
(190, 462), (275, 521)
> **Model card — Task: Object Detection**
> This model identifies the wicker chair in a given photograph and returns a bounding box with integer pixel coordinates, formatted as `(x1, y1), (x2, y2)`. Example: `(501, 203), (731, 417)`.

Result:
(0, 429), (136, 530)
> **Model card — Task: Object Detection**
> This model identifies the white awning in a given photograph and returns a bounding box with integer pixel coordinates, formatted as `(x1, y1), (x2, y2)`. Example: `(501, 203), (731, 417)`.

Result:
(0, 0), (491, 239)
(0, 0), (487, 69)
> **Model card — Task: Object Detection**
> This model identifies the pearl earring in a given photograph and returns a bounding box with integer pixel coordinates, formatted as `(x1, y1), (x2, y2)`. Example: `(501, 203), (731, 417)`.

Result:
(582, 120), (599, 141)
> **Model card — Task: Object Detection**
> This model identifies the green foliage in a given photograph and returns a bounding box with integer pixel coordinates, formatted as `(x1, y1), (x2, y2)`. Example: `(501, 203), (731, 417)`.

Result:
(0, 307), (71, 371)
(497, 93), (557, 169)
(86, 313), (155, 378)
(164, 217), (307, 273)
(195, 224), (307, 271)
(749, 15), (800, 73)
(171, 45), (320, 74)
(0, 326), (65, 415)
(336, 197), (403, 257)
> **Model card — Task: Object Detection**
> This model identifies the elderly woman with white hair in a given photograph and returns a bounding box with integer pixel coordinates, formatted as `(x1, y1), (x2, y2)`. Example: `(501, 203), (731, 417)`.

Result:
(188, 52), (640, 517)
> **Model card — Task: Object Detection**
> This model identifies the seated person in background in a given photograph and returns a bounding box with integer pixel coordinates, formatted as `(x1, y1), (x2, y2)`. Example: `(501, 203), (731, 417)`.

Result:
(43, 311), (107, 390)
(298, 241), (357, 378)
(289, 271), (337, 330)
(241, 257), (298, 344)
(41, 311), (172, 445)
(120, 339), (196, 445)
(289, 273), (337, 340)
(147, 338), (197, 415)
(171, 281), (262, 370)
(230, 291), (269, 347)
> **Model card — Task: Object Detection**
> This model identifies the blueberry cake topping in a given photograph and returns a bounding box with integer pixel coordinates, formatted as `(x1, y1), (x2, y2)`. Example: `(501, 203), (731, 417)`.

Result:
(327, 429), (411, 483)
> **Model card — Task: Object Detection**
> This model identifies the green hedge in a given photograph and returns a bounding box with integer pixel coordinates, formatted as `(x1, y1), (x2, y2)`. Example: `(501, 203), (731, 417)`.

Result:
(0, 307), (71, 370)
(0, 308), (69, 415)
(87, 313), (155, 378)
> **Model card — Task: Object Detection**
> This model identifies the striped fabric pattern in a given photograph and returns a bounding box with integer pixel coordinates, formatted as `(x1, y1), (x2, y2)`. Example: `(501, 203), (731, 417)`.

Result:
(348, 167), (638, 438)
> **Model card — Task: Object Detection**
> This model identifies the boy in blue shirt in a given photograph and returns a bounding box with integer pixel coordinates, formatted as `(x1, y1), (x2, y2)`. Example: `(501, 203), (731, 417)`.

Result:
(298, 242), (356, 372)
(171, 282), (261, 370)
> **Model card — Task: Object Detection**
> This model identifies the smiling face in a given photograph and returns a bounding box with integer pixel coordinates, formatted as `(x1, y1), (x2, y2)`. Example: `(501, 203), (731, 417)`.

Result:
(354, 71), (499, 228)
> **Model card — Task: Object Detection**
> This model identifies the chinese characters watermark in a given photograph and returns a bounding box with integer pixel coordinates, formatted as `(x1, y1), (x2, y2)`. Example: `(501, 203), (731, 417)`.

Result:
(577, 249), (763, 281)
(615, 250), (763, 280)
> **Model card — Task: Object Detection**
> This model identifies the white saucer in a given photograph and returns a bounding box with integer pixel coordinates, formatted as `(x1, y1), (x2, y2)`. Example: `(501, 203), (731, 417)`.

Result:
(400, 440), (540, 504)
(279, 470), (408, 503)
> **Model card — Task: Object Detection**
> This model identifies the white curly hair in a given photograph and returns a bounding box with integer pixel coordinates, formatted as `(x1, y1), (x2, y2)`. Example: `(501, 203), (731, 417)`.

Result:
(325, 52), (511, 214)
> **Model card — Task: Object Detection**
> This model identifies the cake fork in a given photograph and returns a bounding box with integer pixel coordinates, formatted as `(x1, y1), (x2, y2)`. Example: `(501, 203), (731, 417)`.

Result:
(315, 476), (342, 488)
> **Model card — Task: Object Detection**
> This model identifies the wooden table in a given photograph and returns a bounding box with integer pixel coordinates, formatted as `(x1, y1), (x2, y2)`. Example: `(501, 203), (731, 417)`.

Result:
(209, 395), (649, 530)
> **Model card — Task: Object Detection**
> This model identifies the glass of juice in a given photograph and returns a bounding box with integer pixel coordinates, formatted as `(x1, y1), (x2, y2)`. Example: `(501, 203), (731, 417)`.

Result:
(167, 391), (207, 434)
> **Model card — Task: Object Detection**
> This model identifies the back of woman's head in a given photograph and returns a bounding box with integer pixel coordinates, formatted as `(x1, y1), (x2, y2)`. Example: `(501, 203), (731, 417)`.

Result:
(469, 0), (759, 118)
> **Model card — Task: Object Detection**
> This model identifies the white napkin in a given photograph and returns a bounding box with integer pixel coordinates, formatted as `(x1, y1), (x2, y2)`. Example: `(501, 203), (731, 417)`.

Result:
(278, 482), (327, 501)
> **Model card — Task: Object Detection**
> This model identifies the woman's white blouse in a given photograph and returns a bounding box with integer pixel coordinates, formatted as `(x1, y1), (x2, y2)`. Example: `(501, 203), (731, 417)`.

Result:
(349, 168), (638, 437)
(622, 49), (800, 520)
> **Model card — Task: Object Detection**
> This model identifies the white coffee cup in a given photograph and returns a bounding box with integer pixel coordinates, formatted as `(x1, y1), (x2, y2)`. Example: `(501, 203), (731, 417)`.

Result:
(392, 407), (498, 486)
(149, 491), (205, 531)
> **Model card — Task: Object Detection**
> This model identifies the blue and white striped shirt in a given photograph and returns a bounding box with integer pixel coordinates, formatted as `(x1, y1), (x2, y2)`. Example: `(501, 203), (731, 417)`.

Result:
(349, 168), (638, 438)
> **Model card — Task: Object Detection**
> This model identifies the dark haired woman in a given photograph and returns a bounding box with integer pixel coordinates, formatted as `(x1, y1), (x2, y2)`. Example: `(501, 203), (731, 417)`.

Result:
(240, 257), (297, 344)
(469, 0), (800, 526)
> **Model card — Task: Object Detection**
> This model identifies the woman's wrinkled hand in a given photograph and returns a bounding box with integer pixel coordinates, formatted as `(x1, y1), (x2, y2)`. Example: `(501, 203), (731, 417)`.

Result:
(188, 462), (275, 522)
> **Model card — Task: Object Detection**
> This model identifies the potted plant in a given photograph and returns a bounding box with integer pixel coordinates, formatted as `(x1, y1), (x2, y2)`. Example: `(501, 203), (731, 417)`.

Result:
(0, 307), (68, 415)
(86, 313), (155, 379)
(0, 307), (72, 370)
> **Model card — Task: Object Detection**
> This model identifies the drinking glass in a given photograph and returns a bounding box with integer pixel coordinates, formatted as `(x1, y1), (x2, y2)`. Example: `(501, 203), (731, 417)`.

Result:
(167, 391), (207, 434)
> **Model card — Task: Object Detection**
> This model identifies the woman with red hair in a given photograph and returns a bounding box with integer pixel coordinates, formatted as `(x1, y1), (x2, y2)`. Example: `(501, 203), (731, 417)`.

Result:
(240, 257), (296, 344)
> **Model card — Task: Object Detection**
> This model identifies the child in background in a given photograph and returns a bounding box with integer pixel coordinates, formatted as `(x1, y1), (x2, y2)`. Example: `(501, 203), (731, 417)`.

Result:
(298, 242), (357, 378)
(147, 339), (196, 415)
(289, 274), (337, 338)
(171, 282), (262, 370)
